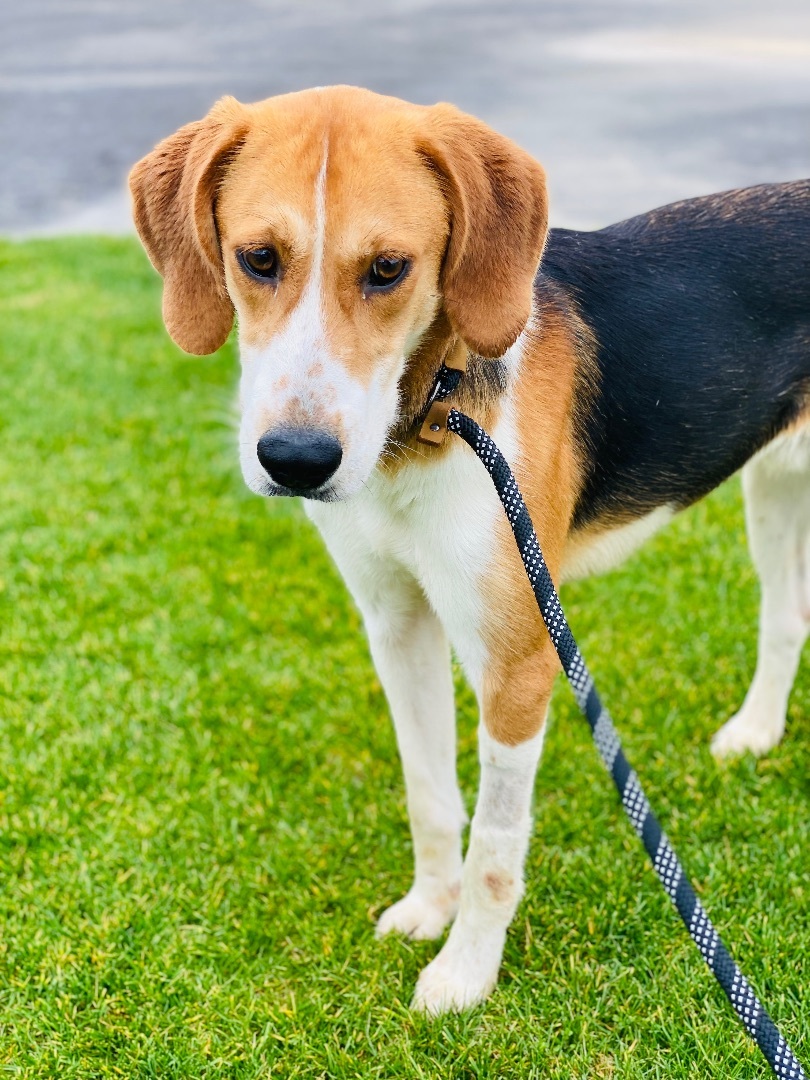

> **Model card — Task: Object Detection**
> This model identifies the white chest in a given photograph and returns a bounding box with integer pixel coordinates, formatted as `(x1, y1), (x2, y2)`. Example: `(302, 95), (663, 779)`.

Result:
(305, 430), (514, 692)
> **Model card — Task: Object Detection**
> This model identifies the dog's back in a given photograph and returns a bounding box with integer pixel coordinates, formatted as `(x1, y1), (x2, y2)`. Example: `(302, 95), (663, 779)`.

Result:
(541, 181), (810, 526)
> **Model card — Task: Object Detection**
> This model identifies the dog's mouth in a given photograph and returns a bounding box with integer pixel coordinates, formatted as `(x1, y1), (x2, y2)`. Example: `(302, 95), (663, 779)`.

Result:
(262, 480), (340, 502)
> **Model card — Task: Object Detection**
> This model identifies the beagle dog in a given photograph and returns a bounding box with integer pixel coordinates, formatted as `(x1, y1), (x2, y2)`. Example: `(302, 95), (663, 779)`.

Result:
(130, 86), (810, 1014)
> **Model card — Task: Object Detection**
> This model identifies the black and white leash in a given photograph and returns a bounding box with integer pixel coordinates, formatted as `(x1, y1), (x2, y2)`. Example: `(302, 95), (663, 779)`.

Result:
(419, 364), (806, 1077)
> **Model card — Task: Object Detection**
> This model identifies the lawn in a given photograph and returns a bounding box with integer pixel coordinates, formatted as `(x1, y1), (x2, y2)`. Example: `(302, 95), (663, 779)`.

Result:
(0, 237), (806, 1079)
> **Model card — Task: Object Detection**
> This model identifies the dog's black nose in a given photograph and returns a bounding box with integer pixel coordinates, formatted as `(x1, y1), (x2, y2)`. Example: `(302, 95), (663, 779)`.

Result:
(256, 428), (343, 493)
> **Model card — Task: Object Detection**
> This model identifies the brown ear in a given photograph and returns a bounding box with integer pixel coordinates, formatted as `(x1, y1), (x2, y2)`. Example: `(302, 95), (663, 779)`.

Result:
(420, 104), (548, 358)
(129, 98), (248, 355)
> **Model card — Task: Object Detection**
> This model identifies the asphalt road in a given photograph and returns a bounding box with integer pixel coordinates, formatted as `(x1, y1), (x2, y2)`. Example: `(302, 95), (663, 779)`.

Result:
(2, 0), (809, 235)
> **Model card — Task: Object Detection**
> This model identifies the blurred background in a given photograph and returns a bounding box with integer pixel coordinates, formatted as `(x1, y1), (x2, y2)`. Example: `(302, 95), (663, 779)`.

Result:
(2, 0), (809, 238)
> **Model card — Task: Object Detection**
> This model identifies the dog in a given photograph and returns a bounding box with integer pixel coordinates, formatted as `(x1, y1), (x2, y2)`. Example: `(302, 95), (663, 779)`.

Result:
(129, 86), (810, 1014)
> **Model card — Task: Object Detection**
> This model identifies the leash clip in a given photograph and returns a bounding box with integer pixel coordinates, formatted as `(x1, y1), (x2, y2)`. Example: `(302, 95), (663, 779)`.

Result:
(417, 346), (467, 446)
(418, 399), (453, 446)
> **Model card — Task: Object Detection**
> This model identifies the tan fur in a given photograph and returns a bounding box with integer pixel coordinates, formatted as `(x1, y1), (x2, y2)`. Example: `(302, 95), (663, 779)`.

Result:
(130, 86), (547, 386)
(639, 178), (810, 228)
(131, 88), (810, 1013)
(483, 871), (514, 903)
(130, 86), (582, 750)
(481, 308), (585, 745)
(217, 91), (449, 391)
(417, 105), (548, 358)
(129, 97), (249, 355)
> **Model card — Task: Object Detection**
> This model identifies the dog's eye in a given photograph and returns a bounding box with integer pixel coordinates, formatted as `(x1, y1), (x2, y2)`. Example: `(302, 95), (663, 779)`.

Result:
(367, 255), (408, 290)
(239, 247), (280, 281)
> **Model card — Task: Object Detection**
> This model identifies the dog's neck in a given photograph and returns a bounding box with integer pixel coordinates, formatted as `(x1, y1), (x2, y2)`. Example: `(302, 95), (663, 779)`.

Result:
(388, 310), (512, 461)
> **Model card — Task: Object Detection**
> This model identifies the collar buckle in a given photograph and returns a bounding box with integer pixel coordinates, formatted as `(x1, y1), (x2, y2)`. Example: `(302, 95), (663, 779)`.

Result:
(417, 345), (468, 446)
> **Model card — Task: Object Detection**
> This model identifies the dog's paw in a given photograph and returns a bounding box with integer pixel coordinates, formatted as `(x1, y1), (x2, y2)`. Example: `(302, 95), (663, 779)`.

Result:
(376, 885), (459, 941)
(711, 709), (785, 759)
(410, 932), (501, 1015)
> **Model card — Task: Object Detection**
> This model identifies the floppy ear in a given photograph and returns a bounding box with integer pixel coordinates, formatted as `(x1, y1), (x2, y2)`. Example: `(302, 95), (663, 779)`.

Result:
(129, 98), (248, 355)
(420, 104), (548, 358)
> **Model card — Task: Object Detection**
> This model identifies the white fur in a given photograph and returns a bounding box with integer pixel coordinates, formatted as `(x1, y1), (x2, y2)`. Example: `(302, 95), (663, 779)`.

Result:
(301, 344), (556, 1012)
(233, 162), (551, 1009)
(561, 504), (675, 582)
(413, 723), (546, 1013)
(236, 145), (408, 501)
(712, 427), (810, 757)
(368, 592), (466, 942)
(235, 151), (808, 1010)
(306, 339), (523, 695)
(305, 437), (492, 941)
(238, 144), (330, 492)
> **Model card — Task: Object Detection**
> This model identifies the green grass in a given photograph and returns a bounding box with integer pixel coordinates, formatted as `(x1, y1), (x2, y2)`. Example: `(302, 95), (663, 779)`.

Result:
(0, 236), (806, 1079)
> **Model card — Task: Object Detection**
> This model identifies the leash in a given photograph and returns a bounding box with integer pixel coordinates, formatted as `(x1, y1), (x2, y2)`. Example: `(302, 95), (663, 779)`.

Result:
(418, 359), (806, 1078)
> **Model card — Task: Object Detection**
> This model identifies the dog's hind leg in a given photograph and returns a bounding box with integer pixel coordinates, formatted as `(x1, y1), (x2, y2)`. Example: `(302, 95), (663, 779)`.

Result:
(712, 427), (810, 757)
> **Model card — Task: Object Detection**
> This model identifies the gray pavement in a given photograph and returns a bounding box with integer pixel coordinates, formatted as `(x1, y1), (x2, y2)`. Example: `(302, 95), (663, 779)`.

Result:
(2, 0), (809, 235)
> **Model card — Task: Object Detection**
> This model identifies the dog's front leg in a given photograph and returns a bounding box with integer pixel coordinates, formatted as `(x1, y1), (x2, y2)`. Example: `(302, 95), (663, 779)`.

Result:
(366, 591), (467, 940)
(307, 504), (467, 940)
(412, 644), (557, 1014)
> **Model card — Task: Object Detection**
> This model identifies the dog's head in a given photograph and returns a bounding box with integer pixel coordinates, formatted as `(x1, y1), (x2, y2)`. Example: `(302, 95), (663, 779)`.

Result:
(130, 86), (547, 500)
